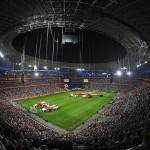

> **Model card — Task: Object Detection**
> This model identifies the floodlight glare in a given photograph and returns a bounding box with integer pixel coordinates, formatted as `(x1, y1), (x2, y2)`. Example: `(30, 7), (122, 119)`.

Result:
(127, 71), (131, 76)
(76, 68), (84, 71)
(137, 63), (141, 68)
(43, 66), (47, 69)
(76, 68), (81, 71)
(121, 67), (127, 70)
(0, 52), (4, 58)
(54, 67), (60, 70)
(116, 70), (122, 76)
(34, 72), (39, 76)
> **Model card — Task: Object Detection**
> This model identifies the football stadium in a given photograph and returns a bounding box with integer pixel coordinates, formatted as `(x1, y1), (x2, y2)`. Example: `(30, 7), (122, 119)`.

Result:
(0, 1), (150, 150)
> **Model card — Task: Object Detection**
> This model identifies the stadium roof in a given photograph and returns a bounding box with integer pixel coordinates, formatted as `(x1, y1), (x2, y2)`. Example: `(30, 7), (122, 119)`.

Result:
(12, 28), (127, 64)
(0, 0), (150, 70)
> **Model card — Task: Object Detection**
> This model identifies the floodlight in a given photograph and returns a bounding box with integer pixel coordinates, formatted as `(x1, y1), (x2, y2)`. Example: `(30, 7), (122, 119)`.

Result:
(43, 66), (47, 69)
(127, 71), (131, 76)
(121, 67), (127, 70)
(76, 68), (82, 71)
(137, 64), (141, 68)
(0, 52), (4, 58)
(116, 70), (122, 76)
(34, 72), (39, 76)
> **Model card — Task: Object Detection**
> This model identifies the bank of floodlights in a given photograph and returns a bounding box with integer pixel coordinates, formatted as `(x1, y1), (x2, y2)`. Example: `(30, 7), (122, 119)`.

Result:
(54, 67), (60, 70)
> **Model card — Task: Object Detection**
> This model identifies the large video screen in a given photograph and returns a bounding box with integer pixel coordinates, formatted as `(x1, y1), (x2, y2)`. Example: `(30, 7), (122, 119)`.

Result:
(64, 79), (69, 82)
(84, 79), (88, 83)
(62, 34), (78, 44)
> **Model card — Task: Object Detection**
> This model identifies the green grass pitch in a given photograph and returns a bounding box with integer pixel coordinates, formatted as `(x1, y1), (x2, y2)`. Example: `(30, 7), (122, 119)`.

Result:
(16, 91), (116, 131)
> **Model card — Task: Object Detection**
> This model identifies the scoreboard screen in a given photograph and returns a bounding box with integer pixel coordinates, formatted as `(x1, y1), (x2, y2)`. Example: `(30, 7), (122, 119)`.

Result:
(64, 79), (69, 82)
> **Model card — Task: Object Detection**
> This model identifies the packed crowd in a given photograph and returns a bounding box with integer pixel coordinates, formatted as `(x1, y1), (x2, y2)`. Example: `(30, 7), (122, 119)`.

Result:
(0, 77), (63, 89)
(68, 82), (150, 150)
(0, 77), (150, 150)
(0, 84), (65, 149)
(87, 80), (149, 117)
(1, 85), (65, 100)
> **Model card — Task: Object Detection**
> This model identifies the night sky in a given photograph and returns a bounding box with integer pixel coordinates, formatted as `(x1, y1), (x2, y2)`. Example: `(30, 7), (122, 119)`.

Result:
(12, 28), (126, 63)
